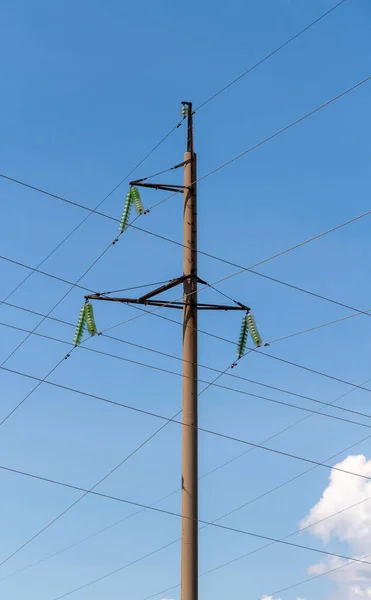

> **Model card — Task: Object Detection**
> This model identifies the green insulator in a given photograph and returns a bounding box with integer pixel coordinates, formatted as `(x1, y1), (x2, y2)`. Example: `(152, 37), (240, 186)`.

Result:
(181, 104), (188, 117)
(246, 313), (262, 347)
(236, 315), (249, 359)
(73, 306), (86, 346)
(130, 186), (145, 215)
(119, 191), (132, 232)
(85, 302), (97, 336)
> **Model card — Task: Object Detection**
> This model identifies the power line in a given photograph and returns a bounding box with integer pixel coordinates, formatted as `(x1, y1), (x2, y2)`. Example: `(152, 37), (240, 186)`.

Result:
(0, 231), (126, 418)
(3, 352), (370, 585)
(3, 325), (371, 431)
(8, 248), (359, 344)
(0, 115), (186, 429)
(0, 119), (183, 309)
(0, 215), (150, 428)
(141, 375), (371, 599)
(2, 70), (370, 596)
(0, 401), (183, 570)
(4, 306), (371, 424)
(2, 459), (371, 594)
(0, 47), (366, 600)
(0, 356), (232, 574)
(8, 183), (371, 333)
(6, 369), (371, 591)
(4, 262), (371, 406)
(198, 75), (371, 183)
(2, 76), (370, 302)
(268, 306), (371, 344)
(5, 290), (366, 356)
(98, 280), (172, 295)
(0, 254), (95, 294)
(49, 481), (371, 600)
(5, 291), (371, 425)
(168, 414), (371, 596)
(98, 297), (371, 401)
(4, 363), (371, 486)
(5, 170), (371, 309)
(142, 479), (371, 600)
(194, 0), (348, 111)
(265, 548), (371, 599)
(2, 298), (366, 588)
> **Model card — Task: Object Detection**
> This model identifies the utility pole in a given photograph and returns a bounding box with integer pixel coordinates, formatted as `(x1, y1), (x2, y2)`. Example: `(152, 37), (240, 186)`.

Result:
(181, 102), (198, 600)
(83, 102), (251, 600)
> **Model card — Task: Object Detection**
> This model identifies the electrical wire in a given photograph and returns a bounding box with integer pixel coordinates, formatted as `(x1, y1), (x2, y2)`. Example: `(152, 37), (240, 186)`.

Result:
(4, 290), (368, 359)
(197, 75), (371, 183)
(4, 293), (371, 429)
(6, 187), (371, 335)
(141, 349), (371, 598)
(194, 0), (348, 112)
(141, 483), (371, 600)
(0, 205), (154, 431)
(4, 304), (370, 423)
(0, 254), (95, 293)
(4, 259), (371, 405)
(4, 363), (371, 486)
(175, 416), (371, 593)
(2, 459), (371, 588)
(0, 231), (127, 422)
(8, 248), (364, 342)
(1, 320), (369, 586)
(0, 118), (183, 310)
(6, 367), (371, 592)
(2, 57), (370, 596)
(0, 357), (233, 574)
(98, 298), (371, 402)
(3, 324), (371, 430)
(0, 400), (183, 570)
(2, 75), (370, 299)
(2, 300), (371, 584)
(139, 373), (371, 600)
(0, 112), (186, 427)
(0, 144), (182, 426)
(268, 306), (371, 344)
(98, 280), (172, 295)
(130, 159), (186, 183)
(265, 548), (371, 599)
(109, 297), (371, 404)
(2, 41), (365, 595)
(49, 479), (371, 600)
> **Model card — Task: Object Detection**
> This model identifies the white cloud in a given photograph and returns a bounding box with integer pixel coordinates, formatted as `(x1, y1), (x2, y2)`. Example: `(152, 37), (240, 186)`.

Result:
(260, 596), (304, 600)
(301, 455), (371, 599)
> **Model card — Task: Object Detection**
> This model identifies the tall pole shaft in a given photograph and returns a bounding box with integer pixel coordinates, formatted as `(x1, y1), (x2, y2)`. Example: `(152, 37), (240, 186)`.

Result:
(181, 105), (198, 600)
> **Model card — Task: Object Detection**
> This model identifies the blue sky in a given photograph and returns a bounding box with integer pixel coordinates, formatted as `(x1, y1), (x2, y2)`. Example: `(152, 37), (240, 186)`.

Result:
(0, 0), (371, 599)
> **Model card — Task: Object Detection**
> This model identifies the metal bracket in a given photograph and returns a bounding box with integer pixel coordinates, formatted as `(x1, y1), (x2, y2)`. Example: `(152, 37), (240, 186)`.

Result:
(86, 273), (250, 312)
(129, 182), (188, 194)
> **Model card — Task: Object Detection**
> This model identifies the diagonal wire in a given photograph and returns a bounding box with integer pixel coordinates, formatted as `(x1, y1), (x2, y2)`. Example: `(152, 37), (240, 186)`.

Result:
(3, 455), (371, 600)
(7, 311), (369, 426)
(0, 114), (185, 422)
(3, 365), (371, 486)
(194, 0), (348, 112)
(265, 547), (371, 598)
(0, 118), (183, 311)
(4, 342), (371, 430)
(0, 336), (239, 570)
(3, 368), (369, 593)
(3, 267), (367, 406)
(1, 75), (370, 295)
(0, 352), (369, 585)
